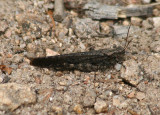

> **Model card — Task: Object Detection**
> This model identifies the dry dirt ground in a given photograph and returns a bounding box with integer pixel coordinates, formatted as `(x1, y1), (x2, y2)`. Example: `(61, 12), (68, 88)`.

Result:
(0, 0), (160, 115)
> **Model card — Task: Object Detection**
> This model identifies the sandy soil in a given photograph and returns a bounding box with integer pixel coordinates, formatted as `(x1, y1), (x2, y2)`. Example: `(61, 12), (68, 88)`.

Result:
(0, 0), (160, 115)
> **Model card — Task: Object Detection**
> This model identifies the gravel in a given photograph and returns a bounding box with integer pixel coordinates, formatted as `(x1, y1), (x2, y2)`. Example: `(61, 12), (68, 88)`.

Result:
(0, 0), (160, 114)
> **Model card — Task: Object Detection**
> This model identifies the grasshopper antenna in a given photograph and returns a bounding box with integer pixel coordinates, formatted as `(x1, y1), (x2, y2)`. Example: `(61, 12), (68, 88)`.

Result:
(124, 24), (132, 51)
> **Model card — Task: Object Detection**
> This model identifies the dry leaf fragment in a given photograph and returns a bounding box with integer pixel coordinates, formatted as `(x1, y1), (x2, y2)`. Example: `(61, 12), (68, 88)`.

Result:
(0, 65), (12, 75)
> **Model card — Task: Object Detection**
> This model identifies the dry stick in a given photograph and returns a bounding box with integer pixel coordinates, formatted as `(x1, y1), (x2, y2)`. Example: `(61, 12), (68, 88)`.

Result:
(47, 10), (56, 32)
(54, 0), (65, 22)
(83, 2), (160, 20)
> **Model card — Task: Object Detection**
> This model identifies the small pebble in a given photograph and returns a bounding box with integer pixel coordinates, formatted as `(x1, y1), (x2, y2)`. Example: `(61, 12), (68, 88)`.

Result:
(44, 3), (54, 10)
(136, 92), (145, 100)
(131, 17), (142, 26)
(79, 42), (86, 50)
(46, 48), (59, 56)
(12, 55), (23, 63)
(55, 71), (63, 77)
(123, 20), (130, 26)
(94, 82), (99, 87)
(0, 74), (4, 83)
(59, 81), (67, 86)
(23, 36), (30, 41)
(83, 89), (96, 107)
(74, 70), (81, 76)
(153, 17), (160, 28)
(0, 21), (8, 32)
(94, 98), (108, 113)
(15, 39), (20, 45)
(113, 95), (128, 109)
(106, 74), (111, 79)
(104, 90), (112, 97)
(5, 30), (12, 38)
(115, 63), (122, 71)
(20, 44), (26, 49)
(52, 106), (63, 115)
(142, 20), (153, 29)
(100, 22), (110, 34)
(64, 94), (72, 104)
(142, 0), (151, 4)
(56, 86), (67, 91)
(27, 43), (35, 52)
(127, 91), (135, 98)
(153, 9), (160, 16)
(6, 53), (12, 58)
(73, 104), (83, 114)
(41, 37), (47, 42)
(68, 28), (73, 36)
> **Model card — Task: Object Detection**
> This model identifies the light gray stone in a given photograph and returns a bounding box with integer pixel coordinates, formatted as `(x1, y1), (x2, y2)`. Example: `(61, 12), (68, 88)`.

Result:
(83, 89), (96, 107)
(73, 18), (100, 38)
(121, 59), (142, 85)
(0, 83), (36, 111)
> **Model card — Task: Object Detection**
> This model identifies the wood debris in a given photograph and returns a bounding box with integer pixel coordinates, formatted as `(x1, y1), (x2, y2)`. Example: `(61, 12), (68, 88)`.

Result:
(83, 1), (160, 20)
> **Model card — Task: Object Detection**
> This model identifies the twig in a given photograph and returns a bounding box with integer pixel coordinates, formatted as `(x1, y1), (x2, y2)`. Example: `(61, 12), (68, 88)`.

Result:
(83, 1), (160, 20)
(47, 10), (56, 32)
(54, 0), (65, 22)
